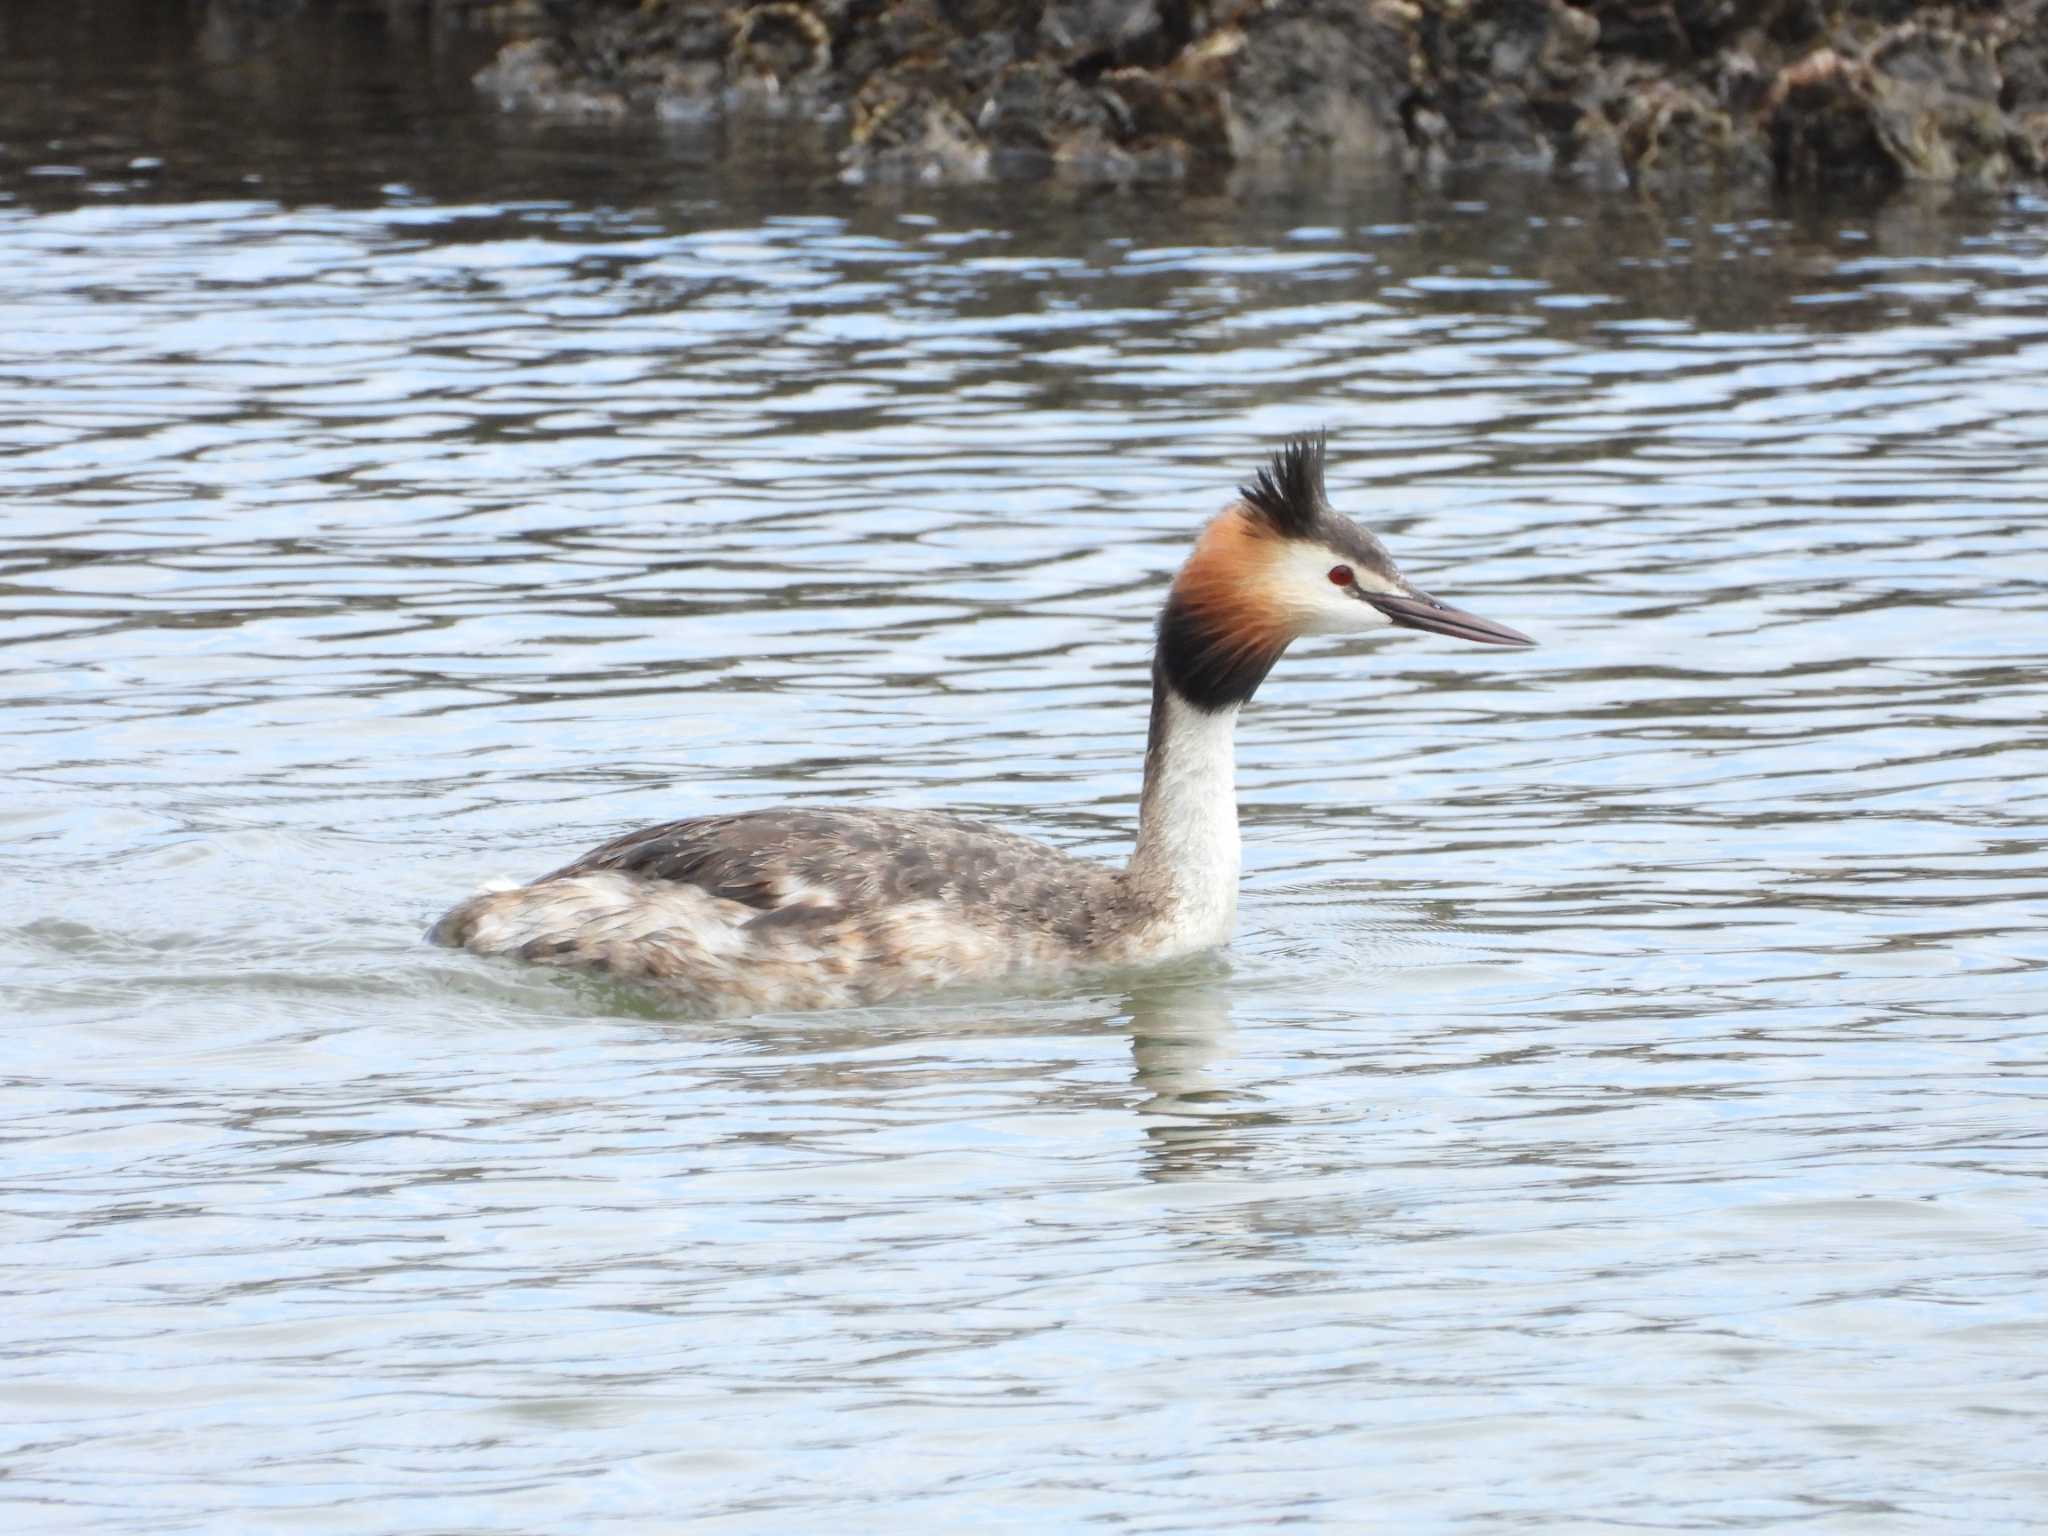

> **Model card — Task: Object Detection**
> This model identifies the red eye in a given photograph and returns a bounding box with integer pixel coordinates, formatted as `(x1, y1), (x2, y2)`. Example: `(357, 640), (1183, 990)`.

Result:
(1328, 564), (1354, 586)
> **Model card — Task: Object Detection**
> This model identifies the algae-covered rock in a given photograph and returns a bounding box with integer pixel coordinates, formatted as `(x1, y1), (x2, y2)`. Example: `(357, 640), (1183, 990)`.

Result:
(1221, 0), (1418, 165)
(1765, 13), (2038, 188)
(1422, 0), (1602, 168)
(414, 0), (2048, 190)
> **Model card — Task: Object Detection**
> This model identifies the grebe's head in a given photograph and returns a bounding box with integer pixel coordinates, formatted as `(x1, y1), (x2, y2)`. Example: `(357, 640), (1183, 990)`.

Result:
(1157, 432), (1534, 712)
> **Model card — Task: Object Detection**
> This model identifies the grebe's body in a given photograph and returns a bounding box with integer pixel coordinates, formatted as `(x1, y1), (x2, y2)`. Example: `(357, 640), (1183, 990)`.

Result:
(430, 436), (1531, 1013)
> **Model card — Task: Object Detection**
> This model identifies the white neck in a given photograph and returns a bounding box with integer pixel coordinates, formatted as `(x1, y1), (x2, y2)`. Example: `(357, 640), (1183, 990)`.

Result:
(1127, 681), (1241, 954)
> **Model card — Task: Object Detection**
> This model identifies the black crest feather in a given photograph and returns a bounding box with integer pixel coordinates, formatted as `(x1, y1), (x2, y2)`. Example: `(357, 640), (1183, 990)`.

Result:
(1239, 431), (1327, 537)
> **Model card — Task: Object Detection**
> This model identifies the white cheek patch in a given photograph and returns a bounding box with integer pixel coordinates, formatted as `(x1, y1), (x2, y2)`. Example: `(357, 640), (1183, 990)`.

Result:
(1265, 539), (1401, 636)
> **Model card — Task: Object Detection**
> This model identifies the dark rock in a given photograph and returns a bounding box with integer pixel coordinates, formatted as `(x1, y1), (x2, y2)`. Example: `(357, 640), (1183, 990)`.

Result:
(729, 3), (833, 91)
(2004, 16), (2048, 172)
(1711, 44), (1772, 118)
(1765, 49), (1898, 186)
(977, 57), (1114, 167)
(1223, 0), (1419, 164)
(1565, 112), (1628, 184)
(1100, 59), (1230, 160)
(437, 0), (2048, 192)
(1669, 0), (1773, 56)
(835, 0), (954, 86)
(1619, 78), (1737, 179)
(1764, 1), (1827, 48)
(474, 0), (734, 116)
(946, 28), (1025, 100)
(477, 35), (629, 115)
(936, 0), (1032, 35)
(848, 62), (990, 180)
(1423, 0), (1601, 166)
(1038, 0), (1181, 70)
(1866, 23), (2014, 185)
(1766, 18), (2028, 188)
(1588, 2), (1693, 65)
(1837, 0), (1921, 25)
(2003, 13), (2048, 114)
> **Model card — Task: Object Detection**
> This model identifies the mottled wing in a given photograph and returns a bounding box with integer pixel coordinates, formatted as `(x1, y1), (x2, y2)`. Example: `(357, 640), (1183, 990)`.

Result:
(552, 811), (815, 912)
(550, 807), (1125, 943)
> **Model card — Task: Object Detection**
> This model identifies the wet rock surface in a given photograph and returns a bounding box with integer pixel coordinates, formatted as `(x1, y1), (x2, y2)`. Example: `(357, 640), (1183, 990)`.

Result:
(390, 0), (2048, 188)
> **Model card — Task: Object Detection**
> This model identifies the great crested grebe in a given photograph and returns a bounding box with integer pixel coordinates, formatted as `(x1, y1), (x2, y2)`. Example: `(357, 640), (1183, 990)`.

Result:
(430, 435), (1533, 1012)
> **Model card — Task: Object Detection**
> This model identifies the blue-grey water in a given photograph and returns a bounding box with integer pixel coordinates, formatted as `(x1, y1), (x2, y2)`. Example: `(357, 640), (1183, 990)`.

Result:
(5, 5), (2048, 1531)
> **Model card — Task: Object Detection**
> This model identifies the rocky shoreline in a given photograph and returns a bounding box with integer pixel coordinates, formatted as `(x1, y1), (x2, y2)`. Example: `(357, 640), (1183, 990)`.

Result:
(408, 1), (2048, 190)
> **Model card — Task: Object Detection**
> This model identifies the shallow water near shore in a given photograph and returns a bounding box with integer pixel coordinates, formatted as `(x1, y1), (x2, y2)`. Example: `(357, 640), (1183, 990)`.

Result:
(6, 4), (2048, 1531)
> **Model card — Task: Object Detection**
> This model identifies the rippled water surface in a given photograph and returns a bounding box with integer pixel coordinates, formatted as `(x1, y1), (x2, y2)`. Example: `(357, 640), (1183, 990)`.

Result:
(6, 5), (2048, 1531)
